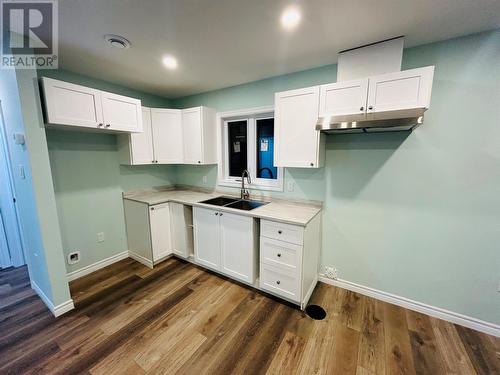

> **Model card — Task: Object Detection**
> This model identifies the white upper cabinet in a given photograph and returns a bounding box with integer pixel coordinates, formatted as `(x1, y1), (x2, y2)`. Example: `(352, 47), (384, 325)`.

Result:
(42, 78), (103, 128)
(274, 86), (324, 168)
(41, 77), (142, 133)
(151, 108), (183, 163)
(101, 91), (142, 132)
(319, 78), (368, 116)
(366, 66), (434, 112)
(182, 106), (217, 165)
(123, 108), (154, 165)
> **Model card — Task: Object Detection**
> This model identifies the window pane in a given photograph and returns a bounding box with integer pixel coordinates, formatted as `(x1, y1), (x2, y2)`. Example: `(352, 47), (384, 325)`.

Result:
(256, 118), (277, 180)
(228, 120), (247, 177)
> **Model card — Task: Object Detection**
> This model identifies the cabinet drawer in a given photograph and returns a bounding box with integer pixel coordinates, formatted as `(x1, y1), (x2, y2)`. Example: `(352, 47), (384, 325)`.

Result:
(260, 263), (300, 302)
(261, 220), (304, 245)
(260, 237), (301, 271)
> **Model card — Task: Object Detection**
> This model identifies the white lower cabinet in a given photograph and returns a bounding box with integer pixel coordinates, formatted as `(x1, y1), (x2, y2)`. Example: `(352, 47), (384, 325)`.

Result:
(193, 207), (257, 284)
(259, 215), (321, 308)
(170, 203), (194, 259)
(124, 200), (172, 268)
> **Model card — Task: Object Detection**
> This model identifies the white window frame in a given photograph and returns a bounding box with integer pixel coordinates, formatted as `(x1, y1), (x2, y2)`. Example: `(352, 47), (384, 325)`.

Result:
(216, 106), (284, 192)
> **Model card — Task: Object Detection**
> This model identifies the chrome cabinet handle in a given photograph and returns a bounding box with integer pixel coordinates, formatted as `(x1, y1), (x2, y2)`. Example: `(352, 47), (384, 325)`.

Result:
(278, 230), (282, 234)
(276, 280), (281, 285)
(219, 213), (223, 216)
(277, 253), (282, 257)
(105, 124), (110, 127)
(215, 212), (218, 215)
(97, 123), (103, 127)
(368, 106), (373, 110)
(360, 106), (364, 111)
(310, 163), (314, 166)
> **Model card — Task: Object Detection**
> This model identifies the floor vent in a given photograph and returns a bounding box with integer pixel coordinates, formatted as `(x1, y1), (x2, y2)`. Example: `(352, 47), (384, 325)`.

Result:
(305, 305), (326, 320)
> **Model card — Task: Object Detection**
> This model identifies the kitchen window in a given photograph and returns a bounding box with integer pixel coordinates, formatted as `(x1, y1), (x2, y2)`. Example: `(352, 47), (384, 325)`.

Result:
(218, 106), (283, 191)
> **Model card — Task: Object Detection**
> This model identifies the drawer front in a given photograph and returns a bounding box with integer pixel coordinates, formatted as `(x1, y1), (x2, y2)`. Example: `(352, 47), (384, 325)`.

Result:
(260, 237), (301, 271)
(261, 220), (304, 245)
(260, 263), (300, 302)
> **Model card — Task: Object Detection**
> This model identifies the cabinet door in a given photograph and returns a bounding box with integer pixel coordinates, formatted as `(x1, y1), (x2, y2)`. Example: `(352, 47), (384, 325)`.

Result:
(149, 203), (172, 262)
(151, 109), (183, 163)
(220, 212), (256, 284)
(170, 203), (193, 259)
(367, 66), (434, 113)
(193, 207), (220, 270)
(42, 78), (103, 129)
(274, 86), (323, 168)
(101, 91), (143, 132)
(319, 79), (368, 116)
(182, 108), (203, 164)
(129, 108), (154, 164)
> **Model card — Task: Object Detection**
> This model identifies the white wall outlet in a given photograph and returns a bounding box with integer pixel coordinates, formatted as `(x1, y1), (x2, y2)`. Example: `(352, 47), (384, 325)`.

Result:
(97, 232), (105, 242)
(68, 251), (80, 265)
(324, 266), (338, 280)
(19, 165), (25, 179)
(202, 175), (207, 184)
(287, 180), (295, 192)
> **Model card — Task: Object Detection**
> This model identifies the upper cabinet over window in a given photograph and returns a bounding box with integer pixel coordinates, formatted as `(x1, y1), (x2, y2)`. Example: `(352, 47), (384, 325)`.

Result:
(274, 86), (325, 168)
(41, 77), (143, 133)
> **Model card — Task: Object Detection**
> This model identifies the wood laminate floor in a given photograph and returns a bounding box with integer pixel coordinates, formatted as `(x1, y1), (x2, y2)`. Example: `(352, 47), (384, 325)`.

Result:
(0, 258), (498, 374)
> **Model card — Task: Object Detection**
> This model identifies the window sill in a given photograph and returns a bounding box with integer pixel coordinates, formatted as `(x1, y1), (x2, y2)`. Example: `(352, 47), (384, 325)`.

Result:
(218, 179), (284, 193)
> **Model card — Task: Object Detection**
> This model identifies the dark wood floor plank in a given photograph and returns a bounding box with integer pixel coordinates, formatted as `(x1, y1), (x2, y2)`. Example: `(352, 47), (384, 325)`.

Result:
(1, 261), (499, 375)
(456, 324), (500, 375)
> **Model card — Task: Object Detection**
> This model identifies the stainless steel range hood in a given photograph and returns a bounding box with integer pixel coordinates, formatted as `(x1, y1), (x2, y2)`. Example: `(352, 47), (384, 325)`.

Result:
(316, 108), (425, 134)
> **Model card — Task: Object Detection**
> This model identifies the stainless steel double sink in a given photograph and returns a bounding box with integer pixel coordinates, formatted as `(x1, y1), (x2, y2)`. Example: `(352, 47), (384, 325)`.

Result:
(199, 196), (269, 211)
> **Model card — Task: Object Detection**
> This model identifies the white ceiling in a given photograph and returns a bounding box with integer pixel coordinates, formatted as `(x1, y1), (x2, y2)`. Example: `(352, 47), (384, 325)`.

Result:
(58, 0), (500, 98)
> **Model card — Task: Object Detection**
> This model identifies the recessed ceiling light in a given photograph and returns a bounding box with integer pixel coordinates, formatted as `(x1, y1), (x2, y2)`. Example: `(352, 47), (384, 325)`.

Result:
(104, 34), (131, 49)
(281, 6), (301, 31)
(162, 55), (178, 70)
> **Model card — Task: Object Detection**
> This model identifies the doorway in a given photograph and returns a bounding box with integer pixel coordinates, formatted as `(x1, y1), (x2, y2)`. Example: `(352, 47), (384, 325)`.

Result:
(0, 100), (25, 269)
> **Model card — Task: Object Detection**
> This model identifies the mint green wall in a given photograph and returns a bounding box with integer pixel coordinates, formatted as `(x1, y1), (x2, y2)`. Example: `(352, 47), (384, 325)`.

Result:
(172, 30), (500, 325)
(38, 70), (175, 274)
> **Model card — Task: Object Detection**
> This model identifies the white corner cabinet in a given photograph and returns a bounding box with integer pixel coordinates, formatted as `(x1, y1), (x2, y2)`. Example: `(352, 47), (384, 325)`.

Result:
(124, 200), (193, 268)
(41, 77), (143, 133)
(319, 66), (434, 117)
(274, 86), (325, 168)
(193, 207), (258, 284)
(259, 215), (321, 309)
(118, 106), (217, 165)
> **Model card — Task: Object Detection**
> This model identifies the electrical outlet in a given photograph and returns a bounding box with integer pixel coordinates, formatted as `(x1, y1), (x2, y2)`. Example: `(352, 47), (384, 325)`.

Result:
(68, 251), (80, 265)
(203, 175), (207, 184)
(287, 180), (294, 192)
(97, 232), (105, 242)
(324, 266), (338, 280)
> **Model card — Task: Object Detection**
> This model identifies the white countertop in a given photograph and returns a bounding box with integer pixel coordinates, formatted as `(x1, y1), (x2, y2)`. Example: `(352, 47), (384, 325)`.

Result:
(123, 188), (322, 226)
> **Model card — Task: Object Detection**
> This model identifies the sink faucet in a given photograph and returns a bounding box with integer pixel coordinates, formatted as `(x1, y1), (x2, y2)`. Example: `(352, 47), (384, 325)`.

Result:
(241, 169), (251, 200)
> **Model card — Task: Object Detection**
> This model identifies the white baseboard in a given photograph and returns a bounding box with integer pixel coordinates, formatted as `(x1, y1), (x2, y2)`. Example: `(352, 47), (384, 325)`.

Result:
(66, 251), (129, 281)
(129, 251), (154, 269)
(318, 274), (500, 338)
(31, 281), (75, 318)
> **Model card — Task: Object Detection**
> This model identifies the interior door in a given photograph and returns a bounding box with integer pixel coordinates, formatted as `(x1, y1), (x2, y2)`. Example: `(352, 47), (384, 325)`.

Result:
(43, 78), (103, 129)
(101, 91), (142, 132)
(193, 207), (220, 270)
(220, 212), (255, 284)
(367, 66), (434, 112)
(274, 86), (321, 168)
(130, 107), (154, 164)
(149, 203), (172, 262)
(151, 108), (183, 163)
(182, 108), (203, 164)
(319, 78), (368, 116)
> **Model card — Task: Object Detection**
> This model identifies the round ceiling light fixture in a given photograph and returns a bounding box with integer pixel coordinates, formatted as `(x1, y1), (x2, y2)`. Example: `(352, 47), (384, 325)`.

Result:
(280, 6), (301, 31)
(162, 54), (178, 70)
(104, 34), (131, 49)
